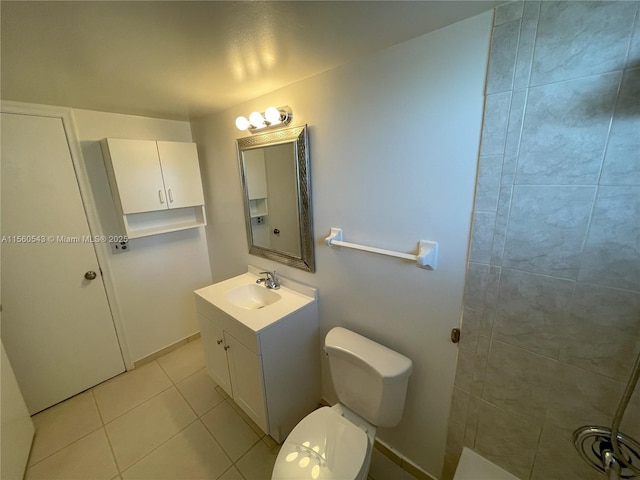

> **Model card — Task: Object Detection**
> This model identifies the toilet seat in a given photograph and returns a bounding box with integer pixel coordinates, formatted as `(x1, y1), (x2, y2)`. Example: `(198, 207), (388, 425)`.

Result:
(272, 407), (369, 479)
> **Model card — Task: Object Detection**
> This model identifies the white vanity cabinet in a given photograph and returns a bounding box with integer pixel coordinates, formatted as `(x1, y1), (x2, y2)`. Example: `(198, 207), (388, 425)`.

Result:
(194, 272), (320, 443)
(101, 138), (206, 238)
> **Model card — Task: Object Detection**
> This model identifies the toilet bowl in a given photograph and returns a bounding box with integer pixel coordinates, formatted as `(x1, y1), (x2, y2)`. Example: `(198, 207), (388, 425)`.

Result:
(272, 327), (412, 480)
(271, 405), (373, 480)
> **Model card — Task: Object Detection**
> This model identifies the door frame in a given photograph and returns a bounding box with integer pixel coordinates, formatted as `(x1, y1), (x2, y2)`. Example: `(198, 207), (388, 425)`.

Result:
(1, 100), (133, 369)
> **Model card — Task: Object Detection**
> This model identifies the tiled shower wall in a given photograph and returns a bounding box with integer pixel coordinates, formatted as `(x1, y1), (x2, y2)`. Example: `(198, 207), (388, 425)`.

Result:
(444, 2), (640, 479)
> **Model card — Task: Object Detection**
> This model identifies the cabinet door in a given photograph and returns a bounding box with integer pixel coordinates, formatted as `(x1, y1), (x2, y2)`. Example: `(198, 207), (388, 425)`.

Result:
(225, 333), (268, 432)
(157, 141), (205, 209)
(104, 139), (167, 214)
(198, 315), (232, 396)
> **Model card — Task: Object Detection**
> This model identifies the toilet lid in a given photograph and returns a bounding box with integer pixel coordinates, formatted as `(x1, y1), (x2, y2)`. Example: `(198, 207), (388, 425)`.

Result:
(272, 407), (369, 479)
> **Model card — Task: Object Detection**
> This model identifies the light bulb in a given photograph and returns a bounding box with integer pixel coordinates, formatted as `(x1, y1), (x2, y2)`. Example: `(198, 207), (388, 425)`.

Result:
(265, 106), (282, 124)
(249, 111), (265, 128)
(235, 116), (251, 131)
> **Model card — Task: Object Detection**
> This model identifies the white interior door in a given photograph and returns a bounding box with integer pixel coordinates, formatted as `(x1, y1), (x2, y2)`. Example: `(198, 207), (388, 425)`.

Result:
(1, 112), (125, 414)
(264, 144), (300, 255)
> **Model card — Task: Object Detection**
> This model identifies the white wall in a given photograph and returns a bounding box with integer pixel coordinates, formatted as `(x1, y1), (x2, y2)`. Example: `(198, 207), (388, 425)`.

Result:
(191, 12), (492, 476)
(73, 109), (212, 363)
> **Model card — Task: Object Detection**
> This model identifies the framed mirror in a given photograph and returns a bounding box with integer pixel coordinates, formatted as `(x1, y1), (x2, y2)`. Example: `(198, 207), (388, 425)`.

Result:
(237, 125), (315, 272)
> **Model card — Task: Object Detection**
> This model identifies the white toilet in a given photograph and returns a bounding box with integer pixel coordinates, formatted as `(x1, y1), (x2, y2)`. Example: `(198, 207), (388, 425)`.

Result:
(272, 327), (413, 480)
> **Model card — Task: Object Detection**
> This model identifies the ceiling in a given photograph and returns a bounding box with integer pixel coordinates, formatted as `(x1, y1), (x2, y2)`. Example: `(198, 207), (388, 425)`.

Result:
(1, 1), (501, 121)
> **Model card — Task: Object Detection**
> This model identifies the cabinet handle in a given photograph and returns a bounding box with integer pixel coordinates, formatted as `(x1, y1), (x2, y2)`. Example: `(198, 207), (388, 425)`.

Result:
(224, 345), (230, 351)
(168, 188), (174, 203)
(217, 339), (223, 345)
(158, 189), (165, 204)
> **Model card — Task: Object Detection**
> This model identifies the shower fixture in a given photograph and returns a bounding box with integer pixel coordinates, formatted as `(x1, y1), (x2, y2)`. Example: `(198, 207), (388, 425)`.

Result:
(574, 351), (640, 479)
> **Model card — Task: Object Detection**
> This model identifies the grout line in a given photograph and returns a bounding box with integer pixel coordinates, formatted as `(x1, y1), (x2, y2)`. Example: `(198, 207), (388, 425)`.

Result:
(90, 389), (122, 477)
(118, 418), (201, 477)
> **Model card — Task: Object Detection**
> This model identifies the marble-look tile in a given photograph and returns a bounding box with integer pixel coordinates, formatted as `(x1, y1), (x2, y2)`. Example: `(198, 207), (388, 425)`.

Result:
(480, 92), (512, 156)
(600, 68), (640, 186)
(471, 335), (491, 397)
(486, 20), (521, 94)
(475, 155), (503, 212)
(121, 421), (231, 480)
(513, 0), (540, 89)
(454, 349), (474, 393)
(464, 263), (490, 310)
(578, 186), (640, 291)
(483, 266), (501, 317)
(494, 1), (524, 26)
(493, 268), (574, 358)
(560, 284), (640, 381)
(459, 308), (483, 354)
(530, 1), (637, 85)
(531, 423), (603, 480)
(474, 400), (541, 480)
(516, 72), (621, 185)
(628, 7), (640, 68)
(490, 186), (512, 265)
(463, 395), (481, 448)
(483, 340), (556, 422)
(450, 387), (470, 427)
(502, 89), (527, 185)
(621, 384), (640, 440)
(503, 186), (595, 279)
(546, 362), (626, 440)
(469, 212), (495, 264)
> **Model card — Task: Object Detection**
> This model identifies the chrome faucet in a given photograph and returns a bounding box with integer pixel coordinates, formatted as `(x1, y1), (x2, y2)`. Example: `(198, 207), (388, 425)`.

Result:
(256, 271), (280, 289)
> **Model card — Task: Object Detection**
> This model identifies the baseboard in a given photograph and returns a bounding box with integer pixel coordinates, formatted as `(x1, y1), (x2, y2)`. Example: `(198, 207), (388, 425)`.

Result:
(133, 332), (201, 368)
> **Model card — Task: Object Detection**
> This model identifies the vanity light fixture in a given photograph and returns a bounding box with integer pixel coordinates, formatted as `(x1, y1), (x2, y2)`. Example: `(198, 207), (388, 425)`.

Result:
(235, 106), (292, 133)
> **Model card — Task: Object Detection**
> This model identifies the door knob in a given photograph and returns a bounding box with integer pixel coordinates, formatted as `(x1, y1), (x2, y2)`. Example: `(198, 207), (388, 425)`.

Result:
(273, 228), (280, 235)
(84, 271), (97, 280)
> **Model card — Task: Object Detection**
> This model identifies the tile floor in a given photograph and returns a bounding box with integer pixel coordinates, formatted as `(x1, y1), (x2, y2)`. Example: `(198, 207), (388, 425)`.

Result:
(24, 338), (417, 480)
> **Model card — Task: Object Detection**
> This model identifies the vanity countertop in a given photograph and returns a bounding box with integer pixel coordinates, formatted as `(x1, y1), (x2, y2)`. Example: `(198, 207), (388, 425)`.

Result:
(194, 270), (317, 333)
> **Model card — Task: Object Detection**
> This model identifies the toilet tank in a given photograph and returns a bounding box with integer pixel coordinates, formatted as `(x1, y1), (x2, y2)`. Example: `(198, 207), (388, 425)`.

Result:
(325, 327), (412, 428)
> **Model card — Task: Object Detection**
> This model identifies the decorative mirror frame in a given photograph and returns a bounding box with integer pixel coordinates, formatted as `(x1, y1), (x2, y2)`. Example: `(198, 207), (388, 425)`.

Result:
(237, 125), (315, 272)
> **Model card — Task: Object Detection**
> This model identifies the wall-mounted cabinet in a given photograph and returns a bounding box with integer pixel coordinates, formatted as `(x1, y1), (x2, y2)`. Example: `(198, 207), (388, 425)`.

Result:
(101, 138), (206, 238)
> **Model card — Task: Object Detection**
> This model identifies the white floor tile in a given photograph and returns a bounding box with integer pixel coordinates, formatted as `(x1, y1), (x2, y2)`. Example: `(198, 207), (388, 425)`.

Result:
(26, 428), (117, 480)
(201, 400), (260, 462)
(121, 421), (231, 480)
(29, 390), (102, 466)
(218, 465), (245, 479)
(93, 361), (172, 423)
(105, 387), (196, 471)
(235, 438), (279, 480)
(176, 368), (224, 416)
(156, 338), (206, 383)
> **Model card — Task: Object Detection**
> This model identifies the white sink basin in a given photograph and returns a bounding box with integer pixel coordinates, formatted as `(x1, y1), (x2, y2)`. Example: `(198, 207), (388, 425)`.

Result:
(194, 267), (317, 333)
(225, 283), (281, 310)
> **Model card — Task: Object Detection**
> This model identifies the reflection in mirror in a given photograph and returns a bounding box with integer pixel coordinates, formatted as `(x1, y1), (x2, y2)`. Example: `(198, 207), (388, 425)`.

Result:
(237, 125), (314, 272)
